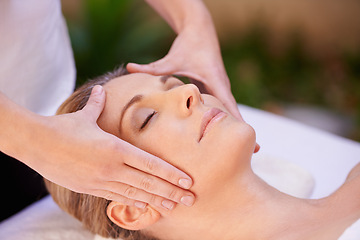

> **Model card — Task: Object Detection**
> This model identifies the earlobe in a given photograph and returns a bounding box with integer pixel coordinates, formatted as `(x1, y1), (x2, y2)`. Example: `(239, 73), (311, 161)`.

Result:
(107, 202), (161, 231)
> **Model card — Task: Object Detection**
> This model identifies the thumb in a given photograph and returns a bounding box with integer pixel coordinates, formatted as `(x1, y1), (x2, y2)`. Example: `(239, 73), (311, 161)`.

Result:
(216, 89), (243, 121)
(81, 85), (106, 122)
(127, 58), (174, 76)
(223, 99), (243, 121)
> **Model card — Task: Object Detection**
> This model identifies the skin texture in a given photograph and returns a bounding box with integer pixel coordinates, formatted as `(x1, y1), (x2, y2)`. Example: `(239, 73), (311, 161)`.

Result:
(96, 73), (360, 240)
(98, 74), (256, 190)
(1, 0), (238, 208)
(0, 86), (194, 209)
(127, 0), (242, 120)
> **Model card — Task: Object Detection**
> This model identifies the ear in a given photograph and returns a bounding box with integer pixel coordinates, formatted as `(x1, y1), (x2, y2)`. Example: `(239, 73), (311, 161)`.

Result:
(106, 202), (161, 231)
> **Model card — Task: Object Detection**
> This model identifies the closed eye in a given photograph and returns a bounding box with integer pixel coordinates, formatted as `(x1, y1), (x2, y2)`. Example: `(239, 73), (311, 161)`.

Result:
(140, 111), (156, 130)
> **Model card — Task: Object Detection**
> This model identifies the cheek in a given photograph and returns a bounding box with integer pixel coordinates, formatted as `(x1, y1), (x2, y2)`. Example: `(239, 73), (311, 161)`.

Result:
(228, 124), (256, 166)
(127, 113), (256, 196)
(216, 123), (256, 166)
(191, 122), (256, 192)
(133, 122), (198, 172)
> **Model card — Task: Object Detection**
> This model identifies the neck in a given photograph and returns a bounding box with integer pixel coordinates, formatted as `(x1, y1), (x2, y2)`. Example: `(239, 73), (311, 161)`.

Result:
(156, 168), (359, 240)
(195, 170), (324, 240)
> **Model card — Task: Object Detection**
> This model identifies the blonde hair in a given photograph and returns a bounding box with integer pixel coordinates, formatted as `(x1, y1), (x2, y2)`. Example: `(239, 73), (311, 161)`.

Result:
(44, 66), (158, 240)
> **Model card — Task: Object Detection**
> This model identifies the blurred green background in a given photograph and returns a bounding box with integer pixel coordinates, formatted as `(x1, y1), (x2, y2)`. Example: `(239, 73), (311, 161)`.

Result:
(61, 0), (360, 141)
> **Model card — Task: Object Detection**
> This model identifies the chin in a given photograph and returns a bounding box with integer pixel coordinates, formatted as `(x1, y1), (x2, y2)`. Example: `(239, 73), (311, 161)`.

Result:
(183, 121), (256, 199)
(228, 122), (256, 166)
(202, 121), (256, 178)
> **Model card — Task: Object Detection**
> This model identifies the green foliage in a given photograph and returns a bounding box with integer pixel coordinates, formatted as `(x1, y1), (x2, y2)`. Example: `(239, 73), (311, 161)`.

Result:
(66, 1), (360, 141)
(222, 25), (323, 107)
(67, 0), (173, 86)
(222, 24), (360, 141)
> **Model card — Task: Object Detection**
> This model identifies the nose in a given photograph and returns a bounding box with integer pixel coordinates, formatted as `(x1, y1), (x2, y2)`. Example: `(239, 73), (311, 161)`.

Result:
(172, 84), (203, 116)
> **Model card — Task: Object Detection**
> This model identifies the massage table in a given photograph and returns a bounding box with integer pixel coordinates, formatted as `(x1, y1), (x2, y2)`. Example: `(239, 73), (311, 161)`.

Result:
(1, 104), (359, 239)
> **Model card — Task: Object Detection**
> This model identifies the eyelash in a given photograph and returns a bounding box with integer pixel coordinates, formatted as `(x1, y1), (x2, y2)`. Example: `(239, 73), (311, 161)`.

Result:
(138, 81), (182, 131)
(140, 111), (156, 130)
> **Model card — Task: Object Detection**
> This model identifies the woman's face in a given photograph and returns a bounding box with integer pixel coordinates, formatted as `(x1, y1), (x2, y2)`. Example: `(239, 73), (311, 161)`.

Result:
(98, 73), (256, 199)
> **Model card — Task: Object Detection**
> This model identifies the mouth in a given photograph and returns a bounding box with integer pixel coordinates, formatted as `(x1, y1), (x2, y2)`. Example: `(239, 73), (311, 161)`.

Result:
(198, 108), (227, 142)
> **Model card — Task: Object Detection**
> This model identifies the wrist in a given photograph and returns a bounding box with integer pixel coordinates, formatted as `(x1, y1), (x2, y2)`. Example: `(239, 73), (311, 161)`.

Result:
(0, 93), (50, 168)
(146, 0), (213, 34)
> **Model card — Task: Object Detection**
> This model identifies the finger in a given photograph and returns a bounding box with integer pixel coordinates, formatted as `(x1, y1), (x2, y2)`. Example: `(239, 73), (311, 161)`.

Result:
(81, 85), (106, 122)
(91, 189), (139, 206)
(104, 181), (180, 210)
(222, 97), (243, 120)
(122, 144), (193, 190)
(127, 58), (174, 76)
(214, 89), (243, 120)
(189, 78), (209, 94)
(116, 166), (195, 207)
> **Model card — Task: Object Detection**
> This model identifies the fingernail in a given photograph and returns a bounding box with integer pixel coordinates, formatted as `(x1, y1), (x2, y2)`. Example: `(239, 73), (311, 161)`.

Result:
(135, 201), (147, 209)
(161, 200), (175, 210)
(92, 85), (103, 95)
(181, 196), (195, 207)
(179, 178), (192, 189)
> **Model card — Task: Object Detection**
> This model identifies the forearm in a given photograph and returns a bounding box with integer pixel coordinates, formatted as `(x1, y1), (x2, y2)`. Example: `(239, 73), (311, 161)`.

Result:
(0, 92), (45, 167)
(145, 0), (213, 34)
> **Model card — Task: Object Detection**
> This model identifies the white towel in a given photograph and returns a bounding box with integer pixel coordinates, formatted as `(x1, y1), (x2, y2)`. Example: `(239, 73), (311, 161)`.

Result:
(252, 152), (315, 198)
(0, 196), (93, 240)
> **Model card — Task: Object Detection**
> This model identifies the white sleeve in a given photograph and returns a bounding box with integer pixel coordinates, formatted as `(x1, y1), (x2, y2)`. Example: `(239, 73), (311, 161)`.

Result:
(0, 0), (76, 116)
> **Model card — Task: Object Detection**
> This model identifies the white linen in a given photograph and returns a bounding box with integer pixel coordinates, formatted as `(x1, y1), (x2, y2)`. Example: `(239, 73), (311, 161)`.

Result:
(0, 104), (359, 239)
(252, 153), (315, 198)
(240, 104), (360, 199)
(0, 0), (75, 116)
(0, 196), (93, 240)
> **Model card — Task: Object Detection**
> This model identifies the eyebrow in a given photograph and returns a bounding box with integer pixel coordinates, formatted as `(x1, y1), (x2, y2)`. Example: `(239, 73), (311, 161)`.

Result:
(118, 76), (169, 133)
(119, 94), (143, 133)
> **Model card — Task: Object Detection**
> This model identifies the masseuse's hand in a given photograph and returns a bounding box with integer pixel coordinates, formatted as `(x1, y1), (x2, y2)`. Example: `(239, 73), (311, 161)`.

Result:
(38, 86), (194, 210)
(127, 25), (242, 120)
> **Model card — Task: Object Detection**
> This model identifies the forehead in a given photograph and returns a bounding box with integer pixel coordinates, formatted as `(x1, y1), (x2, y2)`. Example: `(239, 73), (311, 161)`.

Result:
(98, 73), (162, 137)
(103, 73), (161, 99)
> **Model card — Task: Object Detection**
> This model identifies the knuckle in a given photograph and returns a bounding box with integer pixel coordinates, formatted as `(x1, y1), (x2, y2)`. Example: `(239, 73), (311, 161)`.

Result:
(103, 191), (114, 201)
(168, 189), (180, 201)
(140, 177), (154, 191)
(115, 196), (134, 206)
(148, 194), (158, 205)
(89, 96), (101, 106)
(144, 158), (158, 172)
(123, 186), (137, 199)
(166, 169), (177, 183)
(149, 62), (157, 69)
(123, 198), (136, 206)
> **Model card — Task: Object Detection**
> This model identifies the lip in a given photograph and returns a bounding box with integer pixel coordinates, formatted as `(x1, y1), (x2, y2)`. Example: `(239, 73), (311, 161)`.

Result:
(198, 108), (227, 142)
